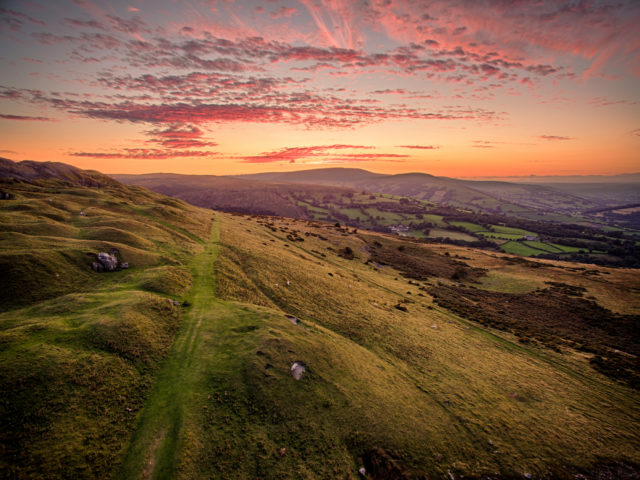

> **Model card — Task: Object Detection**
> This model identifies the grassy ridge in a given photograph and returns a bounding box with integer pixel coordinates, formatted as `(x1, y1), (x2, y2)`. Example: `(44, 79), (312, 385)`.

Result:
(0, 177), (213, 478)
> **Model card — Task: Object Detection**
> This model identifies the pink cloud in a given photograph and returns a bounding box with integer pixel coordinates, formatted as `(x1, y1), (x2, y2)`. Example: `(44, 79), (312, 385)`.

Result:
(240, 144), (376, 163)
(0, 114), (55, 121)
(239, 144), (410, 164)
(270, 6), (297, 19)
(144, 124), (217, 149)
(396, 145), (439, 150)
(70, 148), (215, 159)
(0, 8), (46, 32)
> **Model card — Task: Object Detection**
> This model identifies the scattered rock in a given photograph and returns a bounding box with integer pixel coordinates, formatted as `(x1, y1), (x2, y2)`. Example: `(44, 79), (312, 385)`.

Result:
(96, 252), (118, 271)
(358, 466), (366, 477)
(285, 314), (299, 325)
(338, 246), (355, 259)
(394, 303), (408, 312)
(120, 262), (129, 269)
(171, 300), (181, 306)
(79, 211), (86, 216)
(279, 447), (287, 456)
(524, 474), (532, 479)
(290, 361), (306, 380)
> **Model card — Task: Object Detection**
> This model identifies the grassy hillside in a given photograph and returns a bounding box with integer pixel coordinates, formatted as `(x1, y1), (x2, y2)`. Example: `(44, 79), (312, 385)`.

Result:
(211, 212), (640, 479)
(0, 166), (214, 479)
(2, 160), (639, 479)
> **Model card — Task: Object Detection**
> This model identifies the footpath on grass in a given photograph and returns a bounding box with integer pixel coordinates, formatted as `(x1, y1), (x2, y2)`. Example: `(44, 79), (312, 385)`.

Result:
(115, 218), (262, 480)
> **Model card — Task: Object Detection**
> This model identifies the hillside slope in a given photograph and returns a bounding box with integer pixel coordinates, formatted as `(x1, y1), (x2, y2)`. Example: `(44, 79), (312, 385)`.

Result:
(206, 212), (640, 479)
(0, 161), (214, 478)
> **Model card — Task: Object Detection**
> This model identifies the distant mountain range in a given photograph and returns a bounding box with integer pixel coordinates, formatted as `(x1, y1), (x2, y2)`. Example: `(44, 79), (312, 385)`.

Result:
(112, 167), (640, 223)
(461, 172), (640, 184)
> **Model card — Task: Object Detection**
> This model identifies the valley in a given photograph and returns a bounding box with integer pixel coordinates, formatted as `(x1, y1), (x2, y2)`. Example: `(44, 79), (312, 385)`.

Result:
(116, 169), (640, 268)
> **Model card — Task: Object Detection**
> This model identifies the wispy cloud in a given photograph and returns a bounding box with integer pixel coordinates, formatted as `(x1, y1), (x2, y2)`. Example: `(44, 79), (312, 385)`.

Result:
(239, 144), (409, 164)
(395, 145), (439, 150)
(70, 148), (215, 159)
(539, 135), (573, 141)
(0, 114), (55, 122)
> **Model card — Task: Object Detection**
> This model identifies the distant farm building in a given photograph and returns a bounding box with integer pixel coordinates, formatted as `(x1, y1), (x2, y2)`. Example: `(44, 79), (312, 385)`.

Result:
(390, 224), (410, 235)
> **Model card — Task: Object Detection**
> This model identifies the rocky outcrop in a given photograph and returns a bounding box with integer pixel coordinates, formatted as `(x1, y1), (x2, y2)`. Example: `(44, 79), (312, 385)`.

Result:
(91, 252), (119, 272)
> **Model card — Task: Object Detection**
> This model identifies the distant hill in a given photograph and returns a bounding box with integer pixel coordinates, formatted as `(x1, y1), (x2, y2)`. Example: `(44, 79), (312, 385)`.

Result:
(233, 167), (383, 185)
(113, 172), (356, 218)
(466, 172), (640, 184)
(0, 157), (119, 187)
(234, 167), (605, 217)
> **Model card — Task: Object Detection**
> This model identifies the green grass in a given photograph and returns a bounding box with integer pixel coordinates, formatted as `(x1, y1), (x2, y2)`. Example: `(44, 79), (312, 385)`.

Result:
(428, 228), (478, 241)
(523, 240), (564, 253)
(0, 177), (213, 479)
(422, 213), (446, 226)
(478, 231), (526, 240)
(115, 221), (222, 479)
(500, 240), (546, 256)
(338, 207), (365, 221)
(491, 225), (537, 236)
(551, 243), (588, 253)
(449, 221), (485, 232)
(211, 213), (640, 479)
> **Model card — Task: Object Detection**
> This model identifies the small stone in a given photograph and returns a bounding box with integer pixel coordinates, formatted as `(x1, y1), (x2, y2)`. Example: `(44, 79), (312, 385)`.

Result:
(290, 361), (306, 380)
(279, 447), (287, 456)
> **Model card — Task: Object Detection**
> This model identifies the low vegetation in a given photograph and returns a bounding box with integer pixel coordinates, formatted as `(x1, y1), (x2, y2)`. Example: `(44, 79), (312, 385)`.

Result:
(2, 160), (639, 479)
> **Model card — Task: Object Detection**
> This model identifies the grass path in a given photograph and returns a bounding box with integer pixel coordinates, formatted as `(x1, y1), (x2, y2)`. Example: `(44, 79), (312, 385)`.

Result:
(115, 218), (243, 479)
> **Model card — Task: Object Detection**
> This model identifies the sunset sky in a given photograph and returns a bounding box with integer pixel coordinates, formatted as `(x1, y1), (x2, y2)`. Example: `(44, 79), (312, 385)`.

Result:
(1, 0), (639, 177)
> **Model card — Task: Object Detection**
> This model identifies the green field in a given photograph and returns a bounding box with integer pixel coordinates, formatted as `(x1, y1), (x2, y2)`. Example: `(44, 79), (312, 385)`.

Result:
(479, 231), (526, 240)
(491, 225), (538, 236)
(428, 228), (478, 241)
(500, 240), (546, 256)
(449, 221), (485, 232)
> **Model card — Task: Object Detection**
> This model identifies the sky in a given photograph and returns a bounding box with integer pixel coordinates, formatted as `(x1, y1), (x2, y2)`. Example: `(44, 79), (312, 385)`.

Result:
(1, 0), (639, 177)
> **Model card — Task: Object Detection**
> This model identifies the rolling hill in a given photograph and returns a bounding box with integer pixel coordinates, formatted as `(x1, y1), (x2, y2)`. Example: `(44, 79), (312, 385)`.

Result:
(113, 172), (357, 219)
(234, 167), (612, 218)
(115, 168), (640, 268)
(1, 159), (639, 479)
